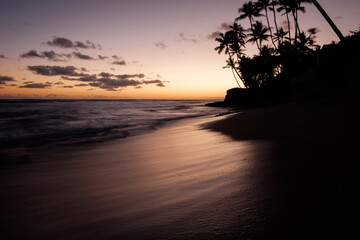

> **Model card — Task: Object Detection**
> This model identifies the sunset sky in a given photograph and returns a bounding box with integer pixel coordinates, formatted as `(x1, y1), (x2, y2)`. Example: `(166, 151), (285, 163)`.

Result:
(1, 0), (359, 99)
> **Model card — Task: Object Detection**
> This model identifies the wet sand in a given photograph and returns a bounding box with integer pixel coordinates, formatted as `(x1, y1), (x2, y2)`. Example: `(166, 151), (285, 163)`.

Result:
(204, 96), (360, 239)
(1, 96), (359, 239)
(1, 117), (283, 240)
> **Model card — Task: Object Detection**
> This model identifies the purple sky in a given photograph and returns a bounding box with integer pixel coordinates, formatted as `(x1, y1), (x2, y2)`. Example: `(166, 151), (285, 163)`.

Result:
(1, 0), (359, 99)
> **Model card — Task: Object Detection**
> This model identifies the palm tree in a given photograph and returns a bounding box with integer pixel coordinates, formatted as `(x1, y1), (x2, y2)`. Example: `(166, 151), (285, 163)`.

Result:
(274, 27), (289, 44)
(277, 0), (292, 42)
(289, 0), (305, 41)
(215, 32), (243, 87)
(236, 1), (263, 48)
(229, 22), (247, 58)
(223, 57), (245, 88)
(309, 0), (344, 41)
(257, 0), (277, 48)
(248, 21), (270, 51)
(269, 1), (280, 45)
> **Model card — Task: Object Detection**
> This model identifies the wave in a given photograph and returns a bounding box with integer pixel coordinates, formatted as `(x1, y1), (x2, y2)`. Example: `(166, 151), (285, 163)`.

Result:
(0, 99), (227, 152)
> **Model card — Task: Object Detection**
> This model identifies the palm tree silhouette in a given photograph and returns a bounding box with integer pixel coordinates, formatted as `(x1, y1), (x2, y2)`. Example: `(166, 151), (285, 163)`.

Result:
(257, 0), (277, 49)
(215, 32), (243, 88)
(277, 0), (292, 42)
(289, 0), (306, 41)
(269, 1), (280, 46)
(274, 27), (289, 44)
(248, 21), (270, 51)
(309, 0), (344, 41)
(236, 1), (263, 48)
(223, 57), (245, 88)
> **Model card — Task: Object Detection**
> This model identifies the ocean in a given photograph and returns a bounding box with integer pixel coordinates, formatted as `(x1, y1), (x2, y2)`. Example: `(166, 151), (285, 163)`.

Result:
(0, 99), (227, 160)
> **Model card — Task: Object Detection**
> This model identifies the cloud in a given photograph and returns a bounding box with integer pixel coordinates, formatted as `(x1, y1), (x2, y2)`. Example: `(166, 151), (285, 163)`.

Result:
(47, 37), (100, 49)
(112, 55), (122, 60)
(60, 71), (167, 91)
(0, 75), (16, 84)
(20, 50), (70, 61)
(207, 22), (232, 40)
(179, 32), (198, 43)
(95, 78), (142, 91)
(61, 74), (98, 82)
(0, 54), (7, 58)
(73, 51), (95, 60)
(143, 79), (166, 87)
(20, 50), (42, 58)
(333, 16), (343, 21)
(280, 20), (294, 30)
(54, 81), (65, 85)
(112, 60), (126, 65)
(19, 82), (52, 89)
(206, 31), (222, 40)
(47, 37), (74, 48)
(74, 83), (88, 87)
(98, 55), (109, 60)
(155, 42), (167, 49)
(28, 65), (87, 76)
(25, 66), (167, 91)
(116, 73), (145, 79)
(62, 85), (73, 88)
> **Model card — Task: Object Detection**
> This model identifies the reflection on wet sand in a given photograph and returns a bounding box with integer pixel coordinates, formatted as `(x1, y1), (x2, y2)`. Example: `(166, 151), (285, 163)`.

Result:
(1, 117), (281, 240)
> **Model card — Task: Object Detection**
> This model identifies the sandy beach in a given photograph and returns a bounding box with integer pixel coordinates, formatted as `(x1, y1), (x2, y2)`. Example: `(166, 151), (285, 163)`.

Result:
(1, 96), (359, 239)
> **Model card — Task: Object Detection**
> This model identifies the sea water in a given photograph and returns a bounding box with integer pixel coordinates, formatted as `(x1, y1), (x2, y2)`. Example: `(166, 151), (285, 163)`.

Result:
(0, 99), (226, 152)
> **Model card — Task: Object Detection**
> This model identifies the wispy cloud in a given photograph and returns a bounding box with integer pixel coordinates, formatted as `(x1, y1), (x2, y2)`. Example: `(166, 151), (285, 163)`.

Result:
(112, 60), (126, 65)
(26, 65), (167, 91)
(155, 41), (167, 49)
(19, 82), (52, 89)
(206, 22), (232, 40)
(179, 32), (198, 43)
(0, 54), (6, 59)
(20, 50), (70, 61)
(98, 55), (109, 60)
(47, 37), (101, 50)
(72, 51), (96, 60)
(27, 65), (87, 76)
(0, 75), (16, 85)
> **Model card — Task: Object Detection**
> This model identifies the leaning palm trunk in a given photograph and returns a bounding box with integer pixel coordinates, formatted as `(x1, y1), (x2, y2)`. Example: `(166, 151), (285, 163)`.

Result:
(270, 3), (280, 46)
(292, 10), (301, 41)
(227, 54), (243, 88)
(248, 17), (261, 50)
(264, 8), (277, 48)
(283, 6), (292, 42)
(310, 0), (344, 41)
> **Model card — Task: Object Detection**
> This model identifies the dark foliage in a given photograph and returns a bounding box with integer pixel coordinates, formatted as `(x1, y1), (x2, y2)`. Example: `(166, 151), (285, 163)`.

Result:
(214, 0), (357, 107)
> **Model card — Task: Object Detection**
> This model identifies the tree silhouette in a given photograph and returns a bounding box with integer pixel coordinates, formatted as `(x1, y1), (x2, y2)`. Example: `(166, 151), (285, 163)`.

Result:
(269, 1), (280, 46)
(309, 0), (344, 41)
(215, 32), (243, 87)
(248, 21), (270, 51)
(277, 0), (292, 42)
(257, 0), (277, 48)
(236, 1), (263, 49)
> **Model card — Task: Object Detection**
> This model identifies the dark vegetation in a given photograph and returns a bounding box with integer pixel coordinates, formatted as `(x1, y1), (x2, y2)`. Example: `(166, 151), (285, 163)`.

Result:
(208, 0), (360, 108)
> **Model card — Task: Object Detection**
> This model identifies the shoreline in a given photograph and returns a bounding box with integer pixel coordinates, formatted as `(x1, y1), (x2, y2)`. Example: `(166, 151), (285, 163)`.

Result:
(1, 96), (359, 239)
(203, 95), (360, 238)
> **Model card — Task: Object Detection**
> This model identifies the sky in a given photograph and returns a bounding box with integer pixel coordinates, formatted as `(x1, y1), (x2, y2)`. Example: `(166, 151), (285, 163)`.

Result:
(1, 0), (359, 99)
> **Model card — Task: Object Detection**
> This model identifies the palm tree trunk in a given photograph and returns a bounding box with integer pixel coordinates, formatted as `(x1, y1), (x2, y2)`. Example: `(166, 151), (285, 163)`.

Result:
(292, 10), (300, 42)
(227, 54), (242, 88)
(310, 0), (345, 41)
(264, 9), (277, 49)
(248, 16), (261, 51)
(271, 2), (280, 47)
(295, 9), (301, 36)
(284, 7), (291, 42)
